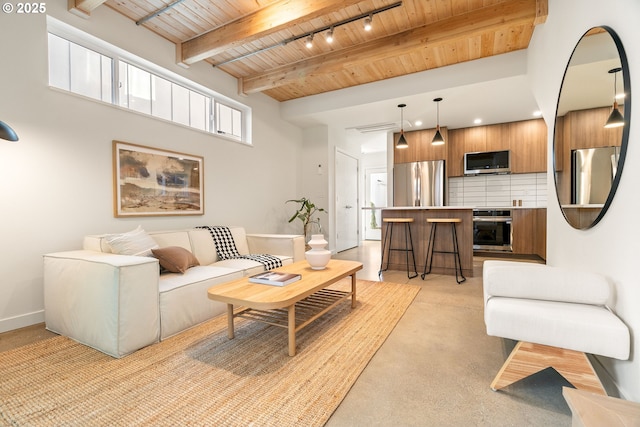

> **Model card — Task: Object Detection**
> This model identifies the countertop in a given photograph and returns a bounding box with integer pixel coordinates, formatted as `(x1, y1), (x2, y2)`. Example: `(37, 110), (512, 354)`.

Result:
(363, 206), (547, 210)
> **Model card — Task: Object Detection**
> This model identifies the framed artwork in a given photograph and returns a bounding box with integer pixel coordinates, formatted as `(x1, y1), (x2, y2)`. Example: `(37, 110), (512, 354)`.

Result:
(113, 141), (204, 217)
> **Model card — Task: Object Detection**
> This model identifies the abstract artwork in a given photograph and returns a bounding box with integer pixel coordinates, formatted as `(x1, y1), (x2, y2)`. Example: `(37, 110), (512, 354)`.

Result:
(113, 141), (204, 217)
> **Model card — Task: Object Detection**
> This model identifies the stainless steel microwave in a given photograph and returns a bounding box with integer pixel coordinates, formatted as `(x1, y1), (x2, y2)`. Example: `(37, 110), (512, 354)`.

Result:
(464, 150), (510, 175)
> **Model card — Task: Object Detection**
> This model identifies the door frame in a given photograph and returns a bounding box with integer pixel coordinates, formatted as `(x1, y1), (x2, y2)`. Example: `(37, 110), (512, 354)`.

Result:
(364, 166), (387, 240)
(334, 148), (360, 252)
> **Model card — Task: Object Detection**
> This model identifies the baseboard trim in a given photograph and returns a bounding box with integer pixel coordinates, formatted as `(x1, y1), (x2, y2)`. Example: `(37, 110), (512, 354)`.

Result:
(0, 310), (45, 334)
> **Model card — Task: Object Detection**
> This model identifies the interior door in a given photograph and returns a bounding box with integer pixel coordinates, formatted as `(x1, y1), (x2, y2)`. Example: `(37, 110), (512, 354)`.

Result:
(335, 150), (359, 252)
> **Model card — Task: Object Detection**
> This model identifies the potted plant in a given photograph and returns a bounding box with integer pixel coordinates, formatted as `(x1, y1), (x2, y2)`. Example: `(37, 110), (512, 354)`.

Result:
(286, 197), (327, 240)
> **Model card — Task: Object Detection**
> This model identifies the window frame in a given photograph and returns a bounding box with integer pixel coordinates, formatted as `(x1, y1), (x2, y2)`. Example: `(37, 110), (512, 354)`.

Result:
(47, 16), (252, 145)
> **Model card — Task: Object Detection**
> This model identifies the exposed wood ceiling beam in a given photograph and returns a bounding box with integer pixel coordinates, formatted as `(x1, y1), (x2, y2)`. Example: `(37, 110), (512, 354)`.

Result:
(179, 0), (373, 66)
(67, 0), (107, 18)
(535, 0), (548, 25)
(239, 0), (539, 95)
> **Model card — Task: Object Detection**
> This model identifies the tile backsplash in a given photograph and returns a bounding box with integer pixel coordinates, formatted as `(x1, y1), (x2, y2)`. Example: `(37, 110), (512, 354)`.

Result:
(448, 173), (547, 207)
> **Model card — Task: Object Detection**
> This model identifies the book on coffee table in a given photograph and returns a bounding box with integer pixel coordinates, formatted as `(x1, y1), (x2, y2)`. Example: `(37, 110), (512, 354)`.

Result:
(248, 271), (302, 286)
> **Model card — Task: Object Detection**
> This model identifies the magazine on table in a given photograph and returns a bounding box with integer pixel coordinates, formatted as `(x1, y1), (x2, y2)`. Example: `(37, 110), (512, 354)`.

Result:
(249, 271), (302, 286)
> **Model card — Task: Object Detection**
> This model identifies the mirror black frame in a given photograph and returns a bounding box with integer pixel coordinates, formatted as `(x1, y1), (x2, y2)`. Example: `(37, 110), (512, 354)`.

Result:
(553, 26), (631, 229)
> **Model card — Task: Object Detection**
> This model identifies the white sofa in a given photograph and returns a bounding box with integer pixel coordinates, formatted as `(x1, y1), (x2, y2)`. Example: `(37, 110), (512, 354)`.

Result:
(44, 226), (305, 358)
(483, 260), (630, 395)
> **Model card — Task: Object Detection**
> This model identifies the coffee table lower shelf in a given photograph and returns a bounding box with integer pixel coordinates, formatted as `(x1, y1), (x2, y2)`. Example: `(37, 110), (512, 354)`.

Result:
(233, 288), (351, 356)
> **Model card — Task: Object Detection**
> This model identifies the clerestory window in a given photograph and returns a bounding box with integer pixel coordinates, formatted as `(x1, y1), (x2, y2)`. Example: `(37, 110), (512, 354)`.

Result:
(47, 17), (250, 144)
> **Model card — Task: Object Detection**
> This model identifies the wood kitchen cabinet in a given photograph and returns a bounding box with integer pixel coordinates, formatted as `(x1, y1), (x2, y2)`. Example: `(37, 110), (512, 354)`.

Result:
(393, 128), (448, 164)
(463, 126), (487, 153)
(445, 118), (546, 176)
(447, 128), (466, 177)
(512, 208), (546, 259)
(567, 106), (623, 149)
(446, 126), (488, 177)
(417, 127), (448, 161)
(509, 119), (547, 173)
(485, 123), (510, 151)
(554, 107), (623, 204)
(393, 131), (420, 164)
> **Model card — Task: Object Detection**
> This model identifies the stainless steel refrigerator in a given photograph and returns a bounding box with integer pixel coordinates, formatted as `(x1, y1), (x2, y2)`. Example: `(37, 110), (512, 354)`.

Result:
(572, 146), (620, 204)
(393, 160), (445, 207)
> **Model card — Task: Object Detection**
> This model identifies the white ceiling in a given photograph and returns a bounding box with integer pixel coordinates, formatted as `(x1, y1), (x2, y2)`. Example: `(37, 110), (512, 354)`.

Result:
(280, 50), (542, 153)
(278, 30), (622, 154)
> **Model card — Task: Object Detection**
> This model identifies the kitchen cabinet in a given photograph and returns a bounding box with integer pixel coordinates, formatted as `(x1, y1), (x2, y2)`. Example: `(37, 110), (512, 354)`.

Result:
(509, 119), (547, 173)
(446, 126), (487, 177)
(463, 126), (487, 153)
(567, 106), (623, 149)
(512, 208), (546, 259)
(417, 128), (448, 161)
(393, 127), (448, 164)
(485, 123), (510, 151)
(393, 131), (420, 164)
(554, 107), (623, 206)
(447, 129), (465, 177)
(446, 119), (546, 176)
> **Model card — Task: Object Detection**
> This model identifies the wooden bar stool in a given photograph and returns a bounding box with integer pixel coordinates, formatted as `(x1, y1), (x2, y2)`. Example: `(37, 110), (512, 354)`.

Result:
(379, 218), (418, 279)
(421, 218), (466, 284)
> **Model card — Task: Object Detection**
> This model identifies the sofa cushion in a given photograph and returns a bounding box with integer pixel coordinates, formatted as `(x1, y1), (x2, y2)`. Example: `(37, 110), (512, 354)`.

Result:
(158, 266), (243, 339)
(158, 265), (241, 293)
(187, 229), (219, 265)
(105, 226), (159, 257)
(152, 246), (199, 273)
(229, 227), (250, 254)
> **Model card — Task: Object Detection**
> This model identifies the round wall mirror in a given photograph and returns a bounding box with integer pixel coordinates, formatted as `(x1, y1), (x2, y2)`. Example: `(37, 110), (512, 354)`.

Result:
(554, 27), (631, 229)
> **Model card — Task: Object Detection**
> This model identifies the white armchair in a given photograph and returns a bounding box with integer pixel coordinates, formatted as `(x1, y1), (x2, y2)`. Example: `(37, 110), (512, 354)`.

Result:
(483, 260), (630, 395)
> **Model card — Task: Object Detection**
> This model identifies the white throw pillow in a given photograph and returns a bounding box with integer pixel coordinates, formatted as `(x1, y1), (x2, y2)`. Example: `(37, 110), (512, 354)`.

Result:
(105, 226), (159, 256)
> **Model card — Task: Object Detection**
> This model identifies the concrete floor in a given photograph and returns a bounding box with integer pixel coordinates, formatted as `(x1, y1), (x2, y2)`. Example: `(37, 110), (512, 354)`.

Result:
(328, 241), (573, 427)
(0, 241), (575, 426)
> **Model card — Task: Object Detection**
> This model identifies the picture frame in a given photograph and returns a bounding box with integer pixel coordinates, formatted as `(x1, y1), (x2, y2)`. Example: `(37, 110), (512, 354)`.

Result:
(113, 141), (204, 217)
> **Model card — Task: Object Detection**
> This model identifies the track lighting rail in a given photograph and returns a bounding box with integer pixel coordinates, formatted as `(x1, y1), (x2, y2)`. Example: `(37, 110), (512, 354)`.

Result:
(213, 1), (402, 67)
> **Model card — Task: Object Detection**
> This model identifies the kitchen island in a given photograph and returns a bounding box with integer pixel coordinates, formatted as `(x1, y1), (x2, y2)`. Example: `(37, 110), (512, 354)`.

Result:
(381, 207), (474, 278)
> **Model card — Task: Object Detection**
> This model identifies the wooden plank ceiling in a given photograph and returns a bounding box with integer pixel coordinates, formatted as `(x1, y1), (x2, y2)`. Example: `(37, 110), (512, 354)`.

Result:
(73, 0), (547, 102)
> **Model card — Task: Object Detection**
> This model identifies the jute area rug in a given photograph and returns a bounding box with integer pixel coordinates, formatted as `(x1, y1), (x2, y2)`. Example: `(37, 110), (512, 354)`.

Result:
(0, 280), (419, 426)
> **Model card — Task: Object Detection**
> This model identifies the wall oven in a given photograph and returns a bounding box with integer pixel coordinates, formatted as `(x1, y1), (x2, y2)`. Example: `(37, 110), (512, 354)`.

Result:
(473, 209), (513, 252)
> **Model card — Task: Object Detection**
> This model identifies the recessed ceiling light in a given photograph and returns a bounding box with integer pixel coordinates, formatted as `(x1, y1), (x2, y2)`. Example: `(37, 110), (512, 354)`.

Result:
(533, 110), (542, 117)
(414, 120), (422, 126)
(473, 118), (482, 125)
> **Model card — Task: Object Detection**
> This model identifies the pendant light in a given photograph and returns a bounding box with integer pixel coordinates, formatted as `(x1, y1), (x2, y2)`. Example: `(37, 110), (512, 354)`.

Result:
(396, 104), (408, 149)
(432, 97), (445, 145)
(0, 120), (19, 142)
(604, 67), (624, 129)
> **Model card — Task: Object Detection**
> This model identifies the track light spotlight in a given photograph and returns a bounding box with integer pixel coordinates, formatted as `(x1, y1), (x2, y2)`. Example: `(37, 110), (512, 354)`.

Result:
(326, 27), (334, 43)
(305, 34), (314, 49)
(364, 14), (372, 31)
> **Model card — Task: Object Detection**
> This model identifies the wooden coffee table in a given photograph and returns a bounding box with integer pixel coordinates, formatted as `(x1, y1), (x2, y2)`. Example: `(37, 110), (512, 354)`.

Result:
(207, 259), (363, 356)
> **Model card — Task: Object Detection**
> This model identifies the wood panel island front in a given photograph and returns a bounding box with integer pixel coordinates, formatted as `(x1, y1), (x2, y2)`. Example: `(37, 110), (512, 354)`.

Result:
(381, 207), (474, 278)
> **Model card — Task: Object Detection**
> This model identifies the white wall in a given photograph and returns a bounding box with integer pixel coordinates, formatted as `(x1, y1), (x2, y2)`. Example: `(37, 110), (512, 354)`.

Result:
(529, 0), (640, 400)
(0, 3), (302, 332)
(298, 126), (330, 239)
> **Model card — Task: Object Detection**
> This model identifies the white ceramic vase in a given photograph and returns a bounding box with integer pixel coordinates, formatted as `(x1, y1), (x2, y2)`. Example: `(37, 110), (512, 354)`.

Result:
(305, 234), (331, 270)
